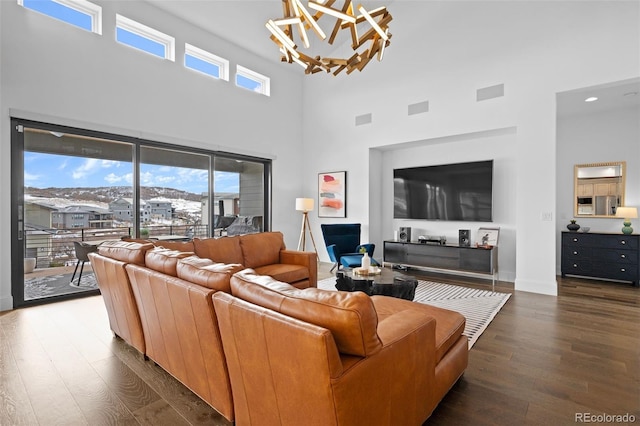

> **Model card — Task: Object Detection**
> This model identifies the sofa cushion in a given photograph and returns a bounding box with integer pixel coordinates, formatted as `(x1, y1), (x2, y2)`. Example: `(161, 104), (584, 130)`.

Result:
(239, 232), (285, 268)
(145, 247), (194, 277)
(177, 256), (244, 292)
(154, 240), (195, 252)
(193, 237), (244, 265)
(230, 270), (382, 357)
(372, 296), (465, 363)
(253, 263), (309, 284)
(97, 240), (154, 265)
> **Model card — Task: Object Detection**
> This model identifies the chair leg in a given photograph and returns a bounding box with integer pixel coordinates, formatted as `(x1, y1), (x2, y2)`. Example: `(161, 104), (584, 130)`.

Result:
(70, 260), (81, 284)
(76, 261), (85, 286)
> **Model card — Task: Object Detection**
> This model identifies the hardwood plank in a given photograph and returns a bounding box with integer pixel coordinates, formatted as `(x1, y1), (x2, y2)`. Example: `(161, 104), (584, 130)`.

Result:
(0, 324), (39, 426)
(91, 356), (162, 413)
(132, 399), (191, 426)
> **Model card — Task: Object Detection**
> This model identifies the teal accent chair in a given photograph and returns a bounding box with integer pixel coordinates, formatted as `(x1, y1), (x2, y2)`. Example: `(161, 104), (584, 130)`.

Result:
(320, 223), (376, 272)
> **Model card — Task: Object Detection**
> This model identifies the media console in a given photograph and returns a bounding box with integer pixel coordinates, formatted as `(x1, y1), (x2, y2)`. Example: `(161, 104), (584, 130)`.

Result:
(383, 240), (498, 290)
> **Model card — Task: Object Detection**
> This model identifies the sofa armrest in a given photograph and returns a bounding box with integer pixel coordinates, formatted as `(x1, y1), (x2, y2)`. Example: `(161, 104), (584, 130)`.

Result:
(332, 308), (438, 424)
(280, 249), (318, 287)
(376, 309), (436, 348)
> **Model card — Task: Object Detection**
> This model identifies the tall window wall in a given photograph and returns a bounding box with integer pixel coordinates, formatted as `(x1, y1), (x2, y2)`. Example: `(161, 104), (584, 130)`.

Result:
(12, 118), (271, 307)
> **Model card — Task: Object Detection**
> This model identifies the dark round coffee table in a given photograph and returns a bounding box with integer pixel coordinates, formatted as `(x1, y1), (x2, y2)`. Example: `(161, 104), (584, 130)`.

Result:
(335, 268), (418, 301)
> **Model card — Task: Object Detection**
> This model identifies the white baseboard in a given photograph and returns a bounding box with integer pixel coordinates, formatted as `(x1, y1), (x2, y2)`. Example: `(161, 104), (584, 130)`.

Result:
(0, 296), (14, 312)
(514, 278), (558, 296)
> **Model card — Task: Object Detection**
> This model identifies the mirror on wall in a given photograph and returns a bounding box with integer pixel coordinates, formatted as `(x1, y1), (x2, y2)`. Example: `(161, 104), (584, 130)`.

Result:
(574, 161), (626, 218)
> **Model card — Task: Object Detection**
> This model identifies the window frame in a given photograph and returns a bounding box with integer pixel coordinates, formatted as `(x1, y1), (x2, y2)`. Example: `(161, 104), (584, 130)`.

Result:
(236, 65), (270, 96)
(115, 14), (175, 61)
(184, 43), (229, 81)
(18, 0), (103, 34)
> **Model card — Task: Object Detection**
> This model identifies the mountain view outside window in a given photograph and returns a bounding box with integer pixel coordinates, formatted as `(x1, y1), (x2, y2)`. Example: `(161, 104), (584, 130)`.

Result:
(20, 127), (253, 304)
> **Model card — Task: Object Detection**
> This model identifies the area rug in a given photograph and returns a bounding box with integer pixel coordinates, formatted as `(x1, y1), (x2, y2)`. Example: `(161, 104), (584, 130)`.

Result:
(317, 277), (511, 349)
(24, 272), (99, 300)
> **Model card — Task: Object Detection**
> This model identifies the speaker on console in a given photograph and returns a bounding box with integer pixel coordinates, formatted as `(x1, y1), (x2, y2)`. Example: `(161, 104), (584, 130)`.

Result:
(398, 227), (412, 242)
(459, 229), (470, 247)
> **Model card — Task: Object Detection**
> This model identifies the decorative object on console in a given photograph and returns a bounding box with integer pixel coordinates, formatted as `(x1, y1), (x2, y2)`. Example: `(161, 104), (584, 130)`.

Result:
(295, 198), (319, 257)
(318, 171), (346, 217)
(398, 226), (411, 242)
(361, 251), (371, 271)
(581, 226), (590, 233)
(566, 219), (581, 232)
(265, 1), (392, 76)
(459, 229), (471, 247)
(616, 206), (638, 234)
(476, 227), (500, 247)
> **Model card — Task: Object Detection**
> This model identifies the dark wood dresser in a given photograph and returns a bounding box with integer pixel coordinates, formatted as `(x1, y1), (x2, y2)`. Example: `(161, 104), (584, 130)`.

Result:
(561, 231), (639, 286)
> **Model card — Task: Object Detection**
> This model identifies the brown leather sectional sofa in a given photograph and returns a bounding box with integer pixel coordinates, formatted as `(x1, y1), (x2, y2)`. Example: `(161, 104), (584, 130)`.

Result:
(215, 270), (468, 425)
(89, 231), (468, 425)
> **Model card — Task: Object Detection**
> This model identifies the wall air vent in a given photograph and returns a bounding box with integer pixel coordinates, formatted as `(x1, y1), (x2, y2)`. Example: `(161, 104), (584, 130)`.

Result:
(355, 113), (372, 126)
(477, 84), (505, 102)
(408, 101), (429, 116)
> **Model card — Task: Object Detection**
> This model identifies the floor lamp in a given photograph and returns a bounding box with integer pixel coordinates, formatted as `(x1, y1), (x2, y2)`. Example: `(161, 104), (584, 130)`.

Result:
(296, 198), (318, 256)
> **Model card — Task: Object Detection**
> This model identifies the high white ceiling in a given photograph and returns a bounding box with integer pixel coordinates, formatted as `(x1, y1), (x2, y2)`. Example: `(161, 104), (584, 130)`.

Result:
(557, 79), (640, 118)
(149, 1), (284, 62)
(146, 1), (639, 117)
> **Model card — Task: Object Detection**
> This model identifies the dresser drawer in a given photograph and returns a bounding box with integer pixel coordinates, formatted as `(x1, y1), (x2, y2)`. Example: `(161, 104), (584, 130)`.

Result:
(561, 259), (592, 274)
(563, 247), (592, 259)
(562, 233), (594, 248)
(594, 262), (639, 281)
(598, 236), (639, 250)
(592, 248), (637, 264)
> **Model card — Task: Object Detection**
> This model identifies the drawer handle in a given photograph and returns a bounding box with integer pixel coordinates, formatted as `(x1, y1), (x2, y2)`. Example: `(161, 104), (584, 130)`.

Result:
(573, 238), (578, 242)
(573, 251), (578, 255)
(621, 268), (626, 272)
(621, 254), (626, 259)
(621, 241), (626, 245)
(573, 264), (578, 268)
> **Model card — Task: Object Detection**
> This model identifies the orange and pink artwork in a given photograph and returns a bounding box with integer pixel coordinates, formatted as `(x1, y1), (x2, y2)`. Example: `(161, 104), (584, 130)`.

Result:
(318, 171), (346, 217)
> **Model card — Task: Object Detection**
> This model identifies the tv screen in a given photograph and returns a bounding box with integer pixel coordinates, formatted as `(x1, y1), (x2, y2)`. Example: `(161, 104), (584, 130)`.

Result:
(394, 160), (493, 221)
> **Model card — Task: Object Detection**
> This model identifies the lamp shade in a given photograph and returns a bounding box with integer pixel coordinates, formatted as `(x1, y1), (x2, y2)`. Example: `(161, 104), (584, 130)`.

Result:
(296, 198), (314, 212)
(616, 206), (638, 219)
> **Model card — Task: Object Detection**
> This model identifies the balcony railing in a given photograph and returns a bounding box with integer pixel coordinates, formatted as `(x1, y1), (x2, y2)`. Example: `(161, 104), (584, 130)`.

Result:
(25, 224), (209, 269)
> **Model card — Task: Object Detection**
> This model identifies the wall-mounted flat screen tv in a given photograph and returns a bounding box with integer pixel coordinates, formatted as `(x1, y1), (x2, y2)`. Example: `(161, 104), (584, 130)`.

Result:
(394, 160), (493, 221)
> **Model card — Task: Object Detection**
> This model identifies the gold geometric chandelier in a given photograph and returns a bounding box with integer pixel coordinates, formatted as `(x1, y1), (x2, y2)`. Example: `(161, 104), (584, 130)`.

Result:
(266, 0), (393, 76)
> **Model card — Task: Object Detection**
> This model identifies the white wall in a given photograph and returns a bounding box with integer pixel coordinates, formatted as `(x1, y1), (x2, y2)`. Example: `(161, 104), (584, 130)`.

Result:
(377, 129), (518, 282)
(556, 105), (640, 273)
(301, 1), (640, 295)
(0, 1), (304, 310)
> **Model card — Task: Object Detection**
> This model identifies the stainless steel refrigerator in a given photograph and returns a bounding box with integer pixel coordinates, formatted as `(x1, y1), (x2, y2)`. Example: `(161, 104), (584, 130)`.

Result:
(595, 195), (618, 216)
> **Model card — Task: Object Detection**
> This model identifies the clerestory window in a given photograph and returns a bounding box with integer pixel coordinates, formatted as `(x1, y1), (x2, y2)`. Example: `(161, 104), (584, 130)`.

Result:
(115, 14), (175, 61)
(19, 0), (102, 34)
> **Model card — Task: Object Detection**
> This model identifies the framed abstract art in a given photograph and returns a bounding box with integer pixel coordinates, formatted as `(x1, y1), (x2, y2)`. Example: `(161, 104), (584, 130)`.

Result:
(318, 171), (346, 217)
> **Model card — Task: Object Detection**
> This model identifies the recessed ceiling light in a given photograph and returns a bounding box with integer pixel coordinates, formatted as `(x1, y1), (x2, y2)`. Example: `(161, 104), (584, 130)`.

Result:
(584, 97), (598, 102)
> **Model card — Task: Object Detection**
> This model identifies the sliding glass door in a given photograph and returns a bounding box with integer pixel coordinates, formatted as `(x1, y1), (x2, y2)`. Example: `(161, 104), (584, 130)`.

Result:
(11, 118), (272, 308)
(139, 146), (210, 240)
(15, 124), (134, 305)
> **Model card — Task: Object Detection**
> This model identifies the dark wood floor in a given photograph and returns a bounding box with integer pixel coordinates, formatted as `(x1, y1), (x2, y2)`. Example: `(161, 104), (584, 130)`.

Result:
(1, 263), (638, 425)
